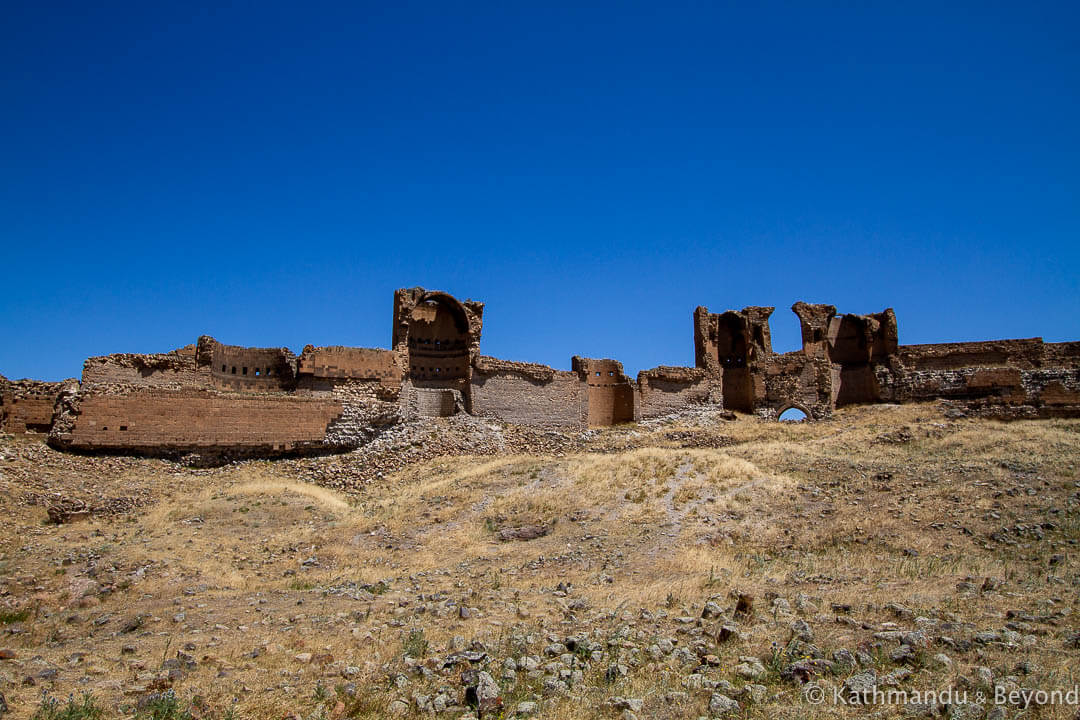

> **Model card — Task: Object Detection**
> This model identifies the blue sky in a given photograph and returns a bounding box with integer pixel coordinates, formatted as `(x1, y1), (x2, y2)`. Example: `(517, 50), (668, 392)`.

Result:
(2, 1), (1078, 380)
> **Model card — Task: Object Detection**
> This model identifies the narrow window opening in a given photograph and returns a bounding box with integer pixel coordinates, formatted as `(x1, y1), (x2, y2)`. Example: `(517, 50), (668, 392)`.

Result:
(231, 366), (237, 374)
(242, 367), (248, 375)
(119, 425), (128, 431)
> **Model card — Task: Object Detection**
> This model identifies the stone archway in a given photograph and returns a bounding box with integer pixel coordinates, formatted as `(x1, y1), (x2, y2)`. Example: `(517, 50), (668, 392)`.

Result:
(776, 403), (812, 422)
(405, 293), (471, 385)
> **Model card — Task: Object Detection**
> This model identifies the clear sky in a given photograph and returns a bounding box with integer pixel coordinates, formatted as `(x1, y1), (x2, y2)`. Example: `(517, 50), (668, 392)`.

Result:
(2, 1), (1078, 381)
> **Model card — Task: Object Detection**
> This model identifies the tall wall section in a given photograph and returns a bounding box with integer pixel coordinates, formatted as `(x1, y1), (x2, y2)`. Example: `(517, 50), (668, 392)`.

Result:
(295, 345), (404, 445)
(470, 356), (587, 428)
(635, 366), (711, 419)
(82, 346), (200, 390)
(392, 288), (484, 417)
(573, 357), (635, 426)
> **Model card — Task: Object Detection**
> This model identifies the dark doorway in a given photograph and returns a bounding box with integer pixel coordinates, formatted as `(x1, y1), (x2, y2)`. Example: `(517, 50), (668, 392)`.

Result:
(717, 312), (754, 413)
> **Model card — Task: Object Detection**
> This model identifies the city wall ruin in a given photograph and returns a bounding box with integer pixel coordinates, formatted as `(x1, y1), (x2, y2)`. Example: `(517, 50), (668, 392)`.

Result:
(2, 287), (1078, 458)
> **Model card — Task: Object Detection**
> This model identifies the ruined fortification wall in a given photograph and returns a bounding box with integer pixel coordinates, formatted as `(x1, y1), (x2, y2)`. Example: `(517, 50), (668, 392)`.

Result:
(762, 352), (832, 419)
(300, 378), (403, 446)
(51, 390), (343, 453)
(13, 286), (1080, 458)
(203, 338), (297, 391)
(471, 356), (587, 427)
(574, 357), (635, 426)
(694, 305), (773, 412)
(82, 347), (199, 389)
(297, 346), (401, 388)
(393, 287), (485, 415)
(1, 377), (67, 433)
(1044, 341), (1080, 367)
(898, 339), (1045, 371)
(890, 339), (1080, 417)
(635, 366), (710, 419)
(1025, 369), (1080, 413)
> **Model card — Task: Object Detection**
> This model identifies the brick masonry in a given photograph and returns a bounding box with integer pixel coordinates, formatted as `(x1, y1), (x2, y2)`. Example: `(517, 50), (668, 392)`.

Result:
(1, 375), (71, 433)
(2, 286), (1075, 456)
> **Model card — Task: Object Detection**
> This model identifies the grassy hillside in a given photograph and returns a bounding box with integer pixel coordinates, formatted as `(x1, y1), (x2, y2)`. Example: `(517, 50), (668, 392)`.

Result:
(0, 404), (1077, 719)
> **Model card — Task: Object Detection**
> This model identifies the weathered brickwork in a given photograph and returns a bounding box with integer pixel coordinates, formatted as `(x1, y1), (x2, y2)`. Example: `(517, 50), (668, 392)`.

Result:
(82, 347), (198, 389)
(297, 346), (400, 388)
(0, 375), (69, 433)
(898, 339), (1044, 371)
(205, 338), (296, 392)
(635, 366), (710, 420)
(470, 356), (587, 427)
(3, 285), (1073, 457)
(50, 390), (343, 453)
(573, 357), (635, 427)
(392, 288), (484, 415)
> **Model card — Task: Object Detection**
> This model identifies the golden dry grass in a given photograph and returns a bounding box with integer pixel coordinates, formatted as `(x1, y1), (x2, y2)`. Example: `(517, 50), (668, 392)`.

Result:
(0, 403), (1077, 719)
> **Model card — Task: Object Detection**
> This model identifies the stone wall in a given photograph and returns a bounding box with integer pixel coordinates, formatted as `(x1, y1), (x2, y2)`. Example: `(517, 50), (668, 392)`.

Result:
(392, 288), (484, 402)
(308, 378), (402, 447)
(51, 389), (343, 454)
(1044, 341), (1080, 367)
(573, 357), (635, 427)
(10, 286), (1079, 457)
(898, 339), (1044, 371)
(82, 347), (199, 389)
(694, 305), (773, 412)
(1, 376), (68, 433)
(470, 356), (587, 428)
(762, 352), (833, 420)
(297, 345), (401, 388)
(635, 366), (710, 419)
(202, 337), (297, 392)
(891, 339), (1080, 418)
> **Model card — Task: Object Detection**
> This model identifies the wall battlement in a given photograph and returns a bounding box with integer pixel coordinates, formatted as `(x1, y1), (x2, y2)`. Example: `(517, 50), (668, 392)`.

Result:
(3, 286), (1076, 457)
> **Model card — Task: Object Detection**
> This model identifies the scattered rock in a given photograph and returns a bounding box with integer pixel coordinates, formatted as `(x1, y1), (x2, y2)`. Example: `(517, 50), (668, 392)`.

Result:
(701, 600), (724, 619)
(495, 525), (549, 542)
(734, 658), (766, 680)
(708, 692), (740, 714)
(120, 615), (143, 633)
(716, 624), (739, 643)
(474, 671), (501, 716)
(791, 619), (814, 642)
(842, 671), (877, 702)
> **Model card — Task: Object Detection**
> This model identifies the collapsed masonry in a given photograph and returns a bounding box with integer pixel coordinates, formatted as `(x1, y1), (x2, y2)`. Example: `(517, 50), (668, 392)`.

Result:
(1, 287), (1078, 458)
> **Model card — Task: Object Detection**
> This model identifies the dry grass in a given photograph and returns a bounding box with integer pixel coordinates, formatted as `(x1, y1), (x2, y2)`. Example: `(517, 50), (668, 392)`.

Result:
(0, 403), (1077, 719)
